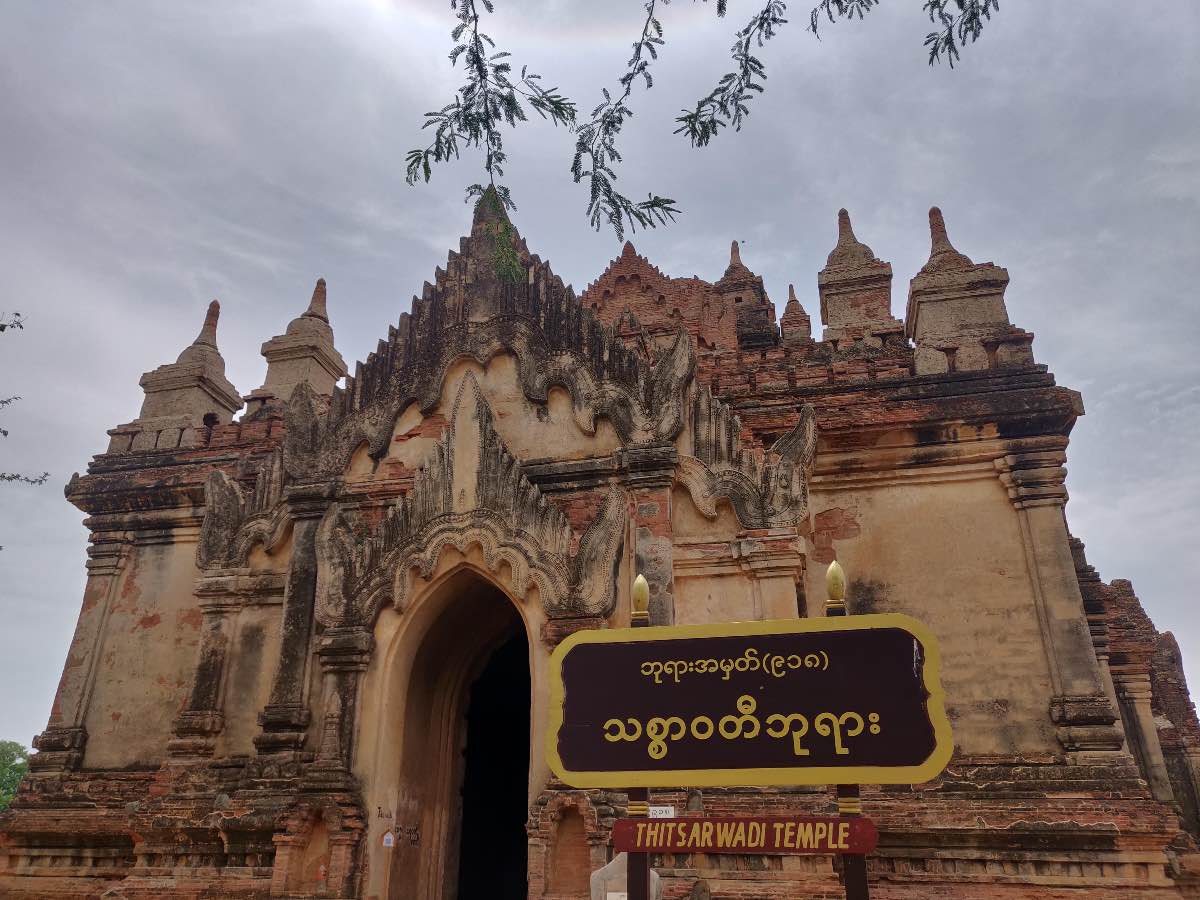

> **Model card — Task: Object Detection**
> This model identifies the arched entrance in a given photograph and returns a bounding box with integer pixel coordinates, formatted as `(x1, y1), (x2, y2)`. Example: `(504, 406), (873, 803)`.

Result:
(376, 570), (532, 900)
(456, 631), (530, 897)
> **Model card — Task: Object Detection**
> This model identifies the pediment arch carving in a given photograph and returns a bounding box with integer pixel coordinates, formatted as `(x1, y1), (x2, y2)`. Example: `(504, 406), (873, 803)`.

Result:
(316, 373), (627, 628)
(281, 221), (698, 481)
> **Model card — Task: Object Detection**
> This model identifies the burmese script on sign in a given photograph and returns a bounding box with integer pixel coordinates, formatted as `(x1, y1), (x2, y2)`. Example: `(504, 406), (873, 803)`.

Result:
(640, 646), (830, 683)
(546, 614), (953, 788)
(611, 816), (879, 856)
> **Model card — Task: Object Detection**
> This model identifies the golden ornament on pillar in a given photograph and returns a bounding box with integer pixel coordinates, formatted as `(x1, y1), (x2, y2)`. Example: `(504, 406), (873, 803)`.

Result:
(632, 573), (650, 626)
(826, 560), (847, 615)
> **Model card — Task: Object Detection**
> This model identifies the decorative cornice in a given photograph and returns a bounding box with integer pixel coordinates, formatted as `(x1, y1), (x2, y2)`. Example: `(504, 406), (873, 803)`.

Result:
(995, 449), (1068, 510)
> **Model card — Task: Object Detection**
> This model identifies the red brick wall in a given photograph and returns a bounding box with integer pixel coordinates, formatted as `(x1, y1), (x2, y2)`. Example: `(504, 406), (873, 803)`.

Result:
(581, 243), (740, 351)
(546, 808), (591, 899)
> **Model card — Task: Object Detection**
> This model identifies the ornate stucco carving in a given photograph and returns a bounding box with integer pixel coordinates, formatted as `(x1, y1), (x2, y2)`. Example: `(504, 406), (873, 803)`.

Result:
(317, 373), (627, 626)
(197, 471), (246, 569)
(282, 209), (696, 479)
(196, 449), (290, 570)
(676, 384), (818, 528)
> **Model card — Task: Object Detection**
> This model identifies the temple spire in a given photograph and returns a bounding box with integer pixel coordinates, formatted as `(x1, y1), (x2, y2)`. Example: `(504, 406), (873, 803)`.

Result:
(930, 206), (952, 253)
(471, 184), (510, 231)
(176, 300), (225, 366)
(305, 278), (329, 323)
(720, 239), (753, 280)
(715, 239), (777, 348)
(817, 209), (901, 348)
(118, 298), (241, 437)
(825, 208), (877, 269)
(837, 208), (856, 244)
(245, 278), (347, 413)
(920, 206), (973, 274)
(780, 284), (812, 346)
(193, 299), (219, 348)
(907, 206), (1029, 374)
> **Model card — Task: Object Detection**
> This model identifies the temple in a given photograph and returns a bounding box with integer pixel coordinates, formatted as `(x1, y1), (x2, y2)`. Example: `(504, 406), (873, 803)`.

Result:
(2, 195), (1198, 898)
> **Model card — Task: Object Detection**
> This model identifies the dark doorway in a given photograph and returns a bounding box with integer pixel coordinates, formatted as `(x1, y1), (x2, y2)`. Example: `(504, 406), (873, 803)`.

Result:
(455, 630), (530, 899)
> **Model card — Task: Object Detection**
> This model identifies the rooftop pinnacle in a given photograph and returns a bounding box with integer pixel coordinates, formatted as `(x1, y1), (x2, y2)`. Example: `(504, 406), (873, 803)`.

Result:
(921, 207), (973, 274)
(140, 297), (240, 422)
(824, 208), (878, 270)
(838, 208), (855, 244)
(176, 299), (224, 366)
(194, 299), (220, 348)
(252, 278), (347, 409)
(284, 279), (336, 338)
(780, 283), (812, 345)
(305, 278), (329, 323)
(471, 185), (510, 230)
(784, 283), (808, 317)
(931, 206), (949, 247)
(719, 239), (755, 282)
(817, 208), (899, 343)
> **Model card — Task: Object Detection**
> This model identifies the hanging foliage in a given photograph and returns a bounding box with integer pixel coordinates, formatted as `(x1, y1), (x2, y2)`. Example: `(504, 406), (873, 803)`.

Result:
(407, 0), (999, 240)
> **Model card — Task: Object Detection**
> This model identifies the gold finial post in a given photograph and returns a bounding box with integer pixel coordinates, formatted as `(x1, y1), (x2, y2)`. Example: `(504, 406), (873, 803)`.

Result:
(827, 556), (867, 896)
(825, 560), (848, 617)
(627, 579), (652, 899)
(631, 573), (650, 628)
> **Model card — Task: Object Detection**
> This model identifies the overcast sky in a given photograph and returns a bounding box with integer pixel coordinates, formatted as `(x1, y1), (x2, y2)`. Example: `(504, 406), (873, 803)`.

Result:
(1, 1), (1197, 748)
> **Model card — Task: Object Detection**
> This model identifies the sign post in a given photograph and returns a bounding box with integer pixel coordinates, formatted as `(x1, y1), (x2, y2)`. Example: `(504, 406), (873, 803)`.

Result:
(381, 830), (395, 897)
(627, 574), (652, 900)
(825, 560), (869, 900)
(549, 566), (953, 900)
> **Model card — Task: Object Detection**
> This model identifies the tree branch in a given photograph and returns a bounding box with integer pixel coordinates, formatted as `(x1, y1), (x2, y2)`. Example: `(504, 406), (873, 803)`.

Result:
(922, 0), (999, 67)
(676, 0), (794, 147)
(405, 1), (998, 233)
(405, 0), (576, 207)
(571, 0), (679, 241)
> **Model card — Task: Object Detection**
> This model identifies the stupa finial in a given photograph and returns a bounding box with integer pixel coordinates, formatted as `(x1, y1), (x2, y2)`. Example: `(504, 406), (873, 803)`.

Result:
(194, 299), (220, 348)
(921, 206), (973, 273)
(930, 207), (951, 253)
(824, 209), (879, 269)
(472, 184), (510, 229)
(305, 278), (329, 323)
(175, 299), (224, 366)
(837, 208), (856, 244)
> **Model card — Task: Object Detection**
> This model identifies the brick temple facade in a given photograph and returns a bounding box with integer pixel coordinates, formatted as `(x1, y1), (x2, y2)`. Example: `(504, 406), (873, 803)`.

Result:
(2, 195), (1199, 898)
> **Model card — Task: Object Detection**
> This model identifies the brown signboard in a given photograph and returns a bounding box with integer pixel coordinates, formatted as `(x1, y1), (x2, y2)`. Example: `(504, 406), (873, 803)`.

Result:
(546, 614), (952, 788)
(612, 815), (878, 856)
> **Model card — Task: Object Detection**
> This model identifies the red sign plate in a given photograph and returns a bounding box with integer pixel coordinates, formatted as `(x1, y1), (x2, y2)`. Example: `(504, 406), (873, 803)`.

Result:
(612, 815), (878, 856)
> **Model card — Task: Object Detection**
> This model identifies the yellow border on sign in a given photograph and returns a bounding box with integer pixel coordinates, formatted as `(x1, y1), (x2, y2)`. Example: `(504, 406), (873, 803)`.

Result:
(545, 613), (954, 789)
